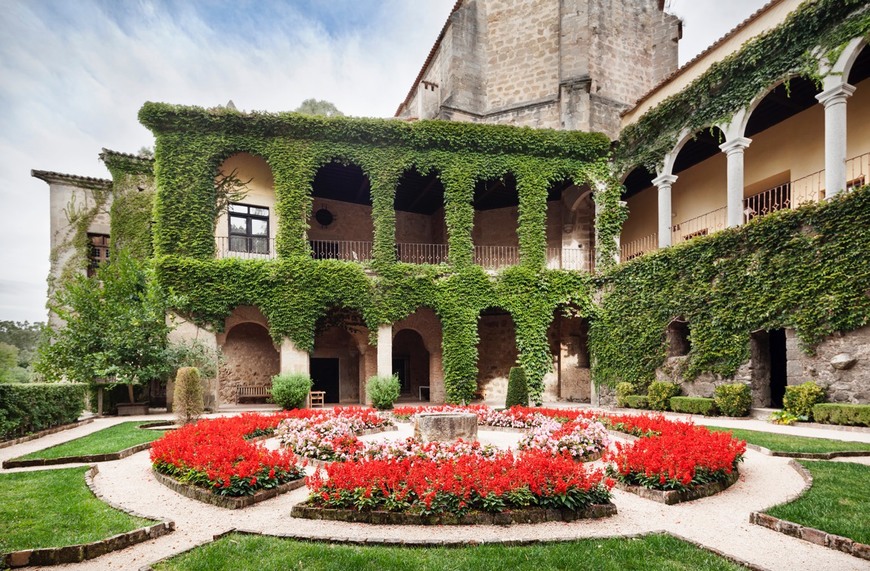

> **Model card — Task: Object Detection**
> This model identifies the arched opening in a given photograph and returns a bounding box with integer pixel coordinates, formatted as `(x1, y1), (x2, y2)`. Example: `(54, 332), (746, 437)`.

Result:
(219, 322), (280, 404)
(308, 161), (373, 262)
(392, 329), (430, 401)
(750, 328), (788, 408)
(473, 174), (519, 270)
(670, 127), (727, 242)
(215, 152), (276, 259)
(476, 307), (518, 403)
(742, 76), (823, 215)
(546, 180), (592, 271)
(666, 318), (691, 357)
(394, 168), (447, 264)
(620, 166), (657, 260)
(544, 306), (591, 402)
(846, 44), (870, 191)
(311, 307), (369, 404)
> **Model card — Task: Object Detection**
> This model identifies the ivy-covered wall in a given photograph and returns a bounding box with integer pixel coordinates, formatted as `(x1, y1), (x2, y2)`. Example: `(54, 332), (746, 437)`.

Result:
(101, 150), (156, 260)
(616, 0), (870, 172)
(141, 104), (617, 403)
(589, 185), (870, 390)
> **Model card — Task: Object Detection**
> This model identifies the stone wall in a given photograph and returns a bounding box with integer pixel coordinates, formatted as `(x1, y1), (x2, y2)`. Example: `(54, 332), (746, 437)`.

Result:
(476, 310), (518, 402)
(784, 326), (870, 404)
(393, 308), (445, 403)
(544, 312), (591, 402)
(307, 198), (374, 244)
(312, 325), (366, 404)
(218, 322), (280, 404)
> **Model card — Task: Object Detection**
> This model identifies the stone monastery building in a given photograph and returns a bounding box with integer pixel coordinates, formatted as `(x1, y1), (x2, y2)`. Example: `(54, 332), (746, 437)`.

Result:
(33, 0), (870, 409)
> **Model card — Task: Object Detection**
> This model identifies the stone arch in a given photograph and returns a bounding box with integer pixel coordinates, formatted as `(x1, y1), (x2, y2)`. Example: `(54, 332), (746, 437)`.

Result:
(828, 37), (867, 88)
(308, 158), (374, 261)
(666, 317), (691, 358)
(392, 307), (445, 402)
(544, 305), (591, 403)
(394, 167), (447, 264)
(217, 306), (280, 404)
(311, 306), (371, 404)
(845, 40), (870, 86)
(472, 172), (520, 269)
(619, 166), (658, 260)
(215, 152), (277, 258)
(545, 179), (593, 271)
(476, 306), (518, 404)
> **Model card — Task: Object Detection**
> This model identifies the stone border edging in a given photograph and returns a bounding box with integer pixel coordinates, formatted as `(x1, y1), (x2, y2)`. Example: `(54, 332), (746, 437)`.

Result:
(792, 420), (870, 433)
(152, 469), (306, 509)
(1, 465), (174, 568)
(745, 442), (870, 460)
(2, 421), (174, 468)
(291, 501), (617, 525)
(0, 418), (94, 450)
(139, 529), (766, 571)
(749, 459), (870, 561)
(615, 469), (739, 505)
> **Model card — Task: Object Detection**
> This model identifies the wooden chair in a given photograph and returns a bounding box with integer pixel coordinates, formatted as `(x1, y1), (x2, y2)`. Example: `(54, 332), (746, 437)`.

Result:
(309, 390), (326, 408)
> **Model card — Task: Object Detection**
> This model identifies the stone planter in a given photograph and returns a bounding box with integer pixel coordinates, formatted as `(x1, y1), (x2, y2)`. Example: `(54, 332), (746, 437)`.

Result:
(116, 403), (149, 416)
(152, 469), (305, 509)
(414, 412), (478, 443)
(615, 470), (739, 505)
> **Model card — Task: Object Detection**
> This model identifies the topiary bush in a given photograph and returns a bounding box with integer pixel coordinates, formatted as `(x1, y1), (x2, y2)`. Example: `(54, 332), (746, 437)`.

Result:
(783, 381), (826, 420)
(714, 383), (751, 417)
(366, 375), (401, 410)
(174, 367), (203, 425)
(669, 396), (718, 416)
(505, 367), (529, 408)
(647, 381), (680, 411)
(615, 382), (635, 408)
(811, 403), (870, 427)
(624, 395), (649, 409)
(271, 374), (313, 410)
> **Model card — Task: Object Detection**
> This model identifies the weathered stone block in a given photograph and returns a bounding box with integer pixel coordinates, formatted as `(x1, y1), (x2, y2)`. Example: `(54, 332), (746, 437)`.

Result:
(414, 412), (478, 443)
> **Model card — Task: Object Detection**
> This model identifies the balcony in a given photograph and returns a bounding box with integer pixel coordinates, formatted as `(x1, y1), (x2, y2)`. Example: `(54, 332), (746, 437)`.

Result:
(215, 238), (588, 271)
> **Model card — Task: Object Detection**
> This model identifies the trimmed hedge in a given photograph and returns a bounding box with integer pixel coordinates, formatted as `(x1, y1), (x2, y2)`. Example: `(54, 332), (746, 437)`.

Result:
(615, 382), (634, 408)
(713, 384), (751, 417)
(669, 397), (718, 416)
(624, 395), (649, 410)
(812, 403), (870, 427)
(0, 383), (86, 440)
(647, 381), (680, 411)
(505, 367), (529, 408)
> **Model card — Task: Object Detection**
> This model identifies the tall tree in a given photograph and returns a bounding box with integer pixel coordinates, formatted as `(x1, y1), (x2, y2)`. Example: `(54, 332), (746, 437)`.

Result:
(0, 320), (43, 367)
(294, 98), (344, 117)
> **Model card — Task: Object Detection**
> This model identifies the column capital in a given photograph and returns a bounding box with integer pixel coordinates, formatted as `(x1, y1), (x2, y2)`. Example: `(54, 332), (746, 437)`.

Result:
(816, 83), (856, 107)
(652, 174), (678, 187)
(719, 137), (752, 155)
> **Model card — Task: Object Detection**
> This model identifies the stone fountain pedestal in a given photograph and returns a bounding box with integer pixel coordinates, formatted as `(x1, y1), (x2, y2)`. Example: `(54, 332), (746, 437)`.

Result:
(413, 412), (478, 443)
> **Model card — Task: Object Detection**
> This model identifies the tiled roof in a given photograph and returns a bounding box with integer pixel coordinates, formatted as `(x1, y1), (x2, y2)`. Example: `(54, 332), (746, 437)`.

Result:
(31, 169), (112, 188)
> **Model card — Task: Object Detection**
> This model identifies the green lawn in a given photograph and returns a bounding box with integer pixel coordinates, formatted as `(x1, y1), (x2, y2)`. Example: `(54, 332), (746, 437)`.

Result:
(152, 533), (746, 571)
(0, 467), (154, 552)
(16, 422), (167, 460)
(767, 460), (870, 545)
(705, 426), (870, 455)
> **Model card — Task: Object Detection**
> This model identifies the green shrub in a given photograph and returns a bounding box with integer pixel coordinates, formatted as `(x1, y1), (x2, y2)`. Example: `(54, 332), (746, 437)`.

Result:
(0, 383), (86, 440)
(174, 367), (203, 425)
(669, 396), (718, 416)
(505, 367), (529, 408)
(783, 382), (826, 420)
(271, 374), (312, 410)
(812, 403), (870, 427)
(615, 382), (634, 408)
(714, 383), (751, 417)
(366, 375), (401, 410)
(769, 410), (800, 425)
(647, 381), (680, 411)
(624, 395), (649, 409)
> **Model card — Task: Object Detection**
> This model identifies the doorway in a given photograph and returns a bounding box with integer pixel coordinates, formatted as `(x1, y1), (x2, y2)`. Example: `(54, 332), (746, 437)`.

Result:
(393, 357), (410, 395)
(769, 329), (787, 408)
(310, 358), (340, 403)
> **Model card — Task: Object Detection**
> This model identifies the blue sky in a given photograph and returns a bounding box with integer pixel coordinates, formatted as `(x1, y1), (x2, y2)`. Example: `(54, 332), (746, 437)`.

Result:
(0, 0), (766, 323)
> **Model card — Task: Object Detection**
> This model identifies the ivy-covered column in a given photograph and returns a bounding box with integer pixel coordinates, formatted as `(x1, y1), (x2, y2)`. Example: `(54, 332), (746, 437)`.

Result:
(653, 174), (677, 248)
(816, 83), (856, 197)
(441, 165), (476, 268)
(720, 137), (751, 227)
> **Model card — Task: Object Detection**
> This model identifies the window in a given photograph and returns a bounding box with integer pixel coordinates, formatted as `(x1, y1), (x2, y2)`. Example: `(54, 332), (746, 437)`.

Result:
(228, 203), (269, 254)
(87, 234), (110, 277)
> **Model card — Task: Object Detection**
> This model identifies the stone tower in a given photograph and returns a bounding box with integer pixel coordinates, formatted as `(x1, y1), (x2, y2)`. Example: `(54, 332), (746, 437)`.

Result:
(395, 0), (681, 138)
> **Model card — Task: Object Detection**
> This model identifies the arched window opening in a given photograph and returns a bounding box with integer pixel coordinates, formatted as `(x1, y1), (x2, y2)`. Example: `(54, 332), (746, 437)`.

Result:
(473, 174), (519, 270)
(394, 169), (447, 264)
(215, 153), (276, 259)
(308, 161), (373, 262)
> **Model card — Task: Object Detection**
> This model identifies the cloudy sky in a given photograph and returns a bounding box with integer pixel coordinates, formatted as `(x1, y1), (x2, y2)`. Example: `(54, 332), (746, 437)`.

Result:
(0, 0), (767, 324)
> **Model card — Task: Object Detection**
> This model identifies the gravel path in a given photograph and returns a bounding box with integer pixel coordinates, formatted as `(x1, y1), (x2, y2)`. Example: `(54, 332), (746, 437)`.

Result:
(3, 411), (869, 571)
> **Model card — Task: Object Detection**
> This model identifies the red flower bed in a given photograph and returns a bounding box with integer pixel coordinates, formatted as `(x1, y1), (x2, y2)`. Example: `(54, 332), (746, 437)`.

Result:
(307, 449), (613, 516)
(151, 413), (304, 497)
(606, 421), (746, 491)
(598, 412), (672, 437)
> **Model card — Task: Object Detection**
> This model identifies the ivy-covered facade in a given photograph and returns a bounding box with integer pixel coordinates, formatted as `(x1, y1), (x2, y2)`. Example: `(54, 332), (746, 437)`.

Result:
(34, 0), (870, 407)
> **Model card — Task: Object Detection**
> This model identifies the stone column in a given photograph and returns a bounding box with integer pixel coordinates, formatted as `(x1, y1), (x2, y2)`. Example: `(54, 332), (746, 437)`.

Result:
(653, 174), (677, 248)
(720, 137), (752, 227)
(377, 324), (393, 378)
(816, 83), (856, 198)
(279, 338), (309, 376)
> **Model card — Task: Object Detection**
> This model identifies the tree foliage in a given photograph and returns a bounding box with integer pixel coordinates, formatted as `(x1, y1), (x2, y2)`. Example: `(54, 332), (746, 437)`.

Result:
(37, 250), (173, 399)
(0, 320), (44, 368)
(294, 98), (344, 117)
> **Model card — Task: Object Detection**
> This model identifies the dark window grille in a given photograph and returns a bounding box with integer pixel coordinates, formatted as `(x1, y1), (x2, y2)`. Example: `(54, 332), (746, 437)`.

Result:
(87, 234), (110, 277)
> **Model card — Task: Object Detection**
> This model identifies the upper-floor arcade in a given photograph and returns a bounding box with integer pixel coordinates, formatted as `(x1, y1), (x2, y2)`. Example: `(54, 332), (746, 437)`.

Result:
(617, 9), (870, 261)
(140, 104), (616, 274)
